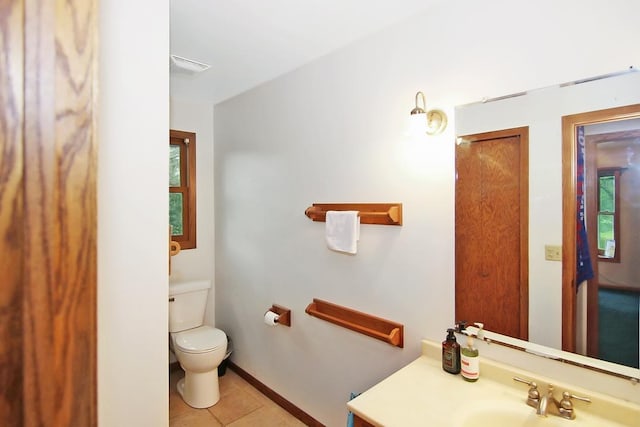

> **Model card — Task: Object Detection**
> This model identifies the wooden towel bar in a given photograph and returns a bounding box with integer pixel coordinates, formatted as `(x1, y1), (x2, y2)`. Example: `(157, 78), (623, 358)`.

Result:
(304, 203), (402, 226)
(305, 298), (403, 348)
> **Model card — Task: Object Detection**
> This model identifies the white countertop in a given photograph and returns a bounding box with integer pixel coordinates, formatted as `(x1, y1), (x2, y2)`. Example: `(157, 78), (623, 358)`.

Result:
(347, 340), (640, 427)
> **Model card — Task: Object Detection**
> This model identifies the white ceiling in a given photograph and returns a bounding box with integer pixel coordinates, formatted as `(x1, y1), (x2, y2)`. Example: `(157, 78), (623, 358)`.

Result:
(170, 0), (438, 104)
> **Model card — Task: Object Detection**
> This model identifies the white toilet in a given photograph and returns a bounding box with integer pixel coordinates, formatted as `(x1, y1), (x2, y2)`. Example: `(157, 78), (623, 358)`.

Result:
(169, 280), (227, 408)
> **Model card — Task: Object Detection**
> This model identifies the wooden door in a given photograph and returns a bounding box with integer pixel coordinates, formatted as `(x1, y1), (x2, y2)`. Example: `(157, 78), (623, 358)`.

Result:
(1, 1), (26, 424)
(455, 127), (529, 340)
(0, 1), (98, 425)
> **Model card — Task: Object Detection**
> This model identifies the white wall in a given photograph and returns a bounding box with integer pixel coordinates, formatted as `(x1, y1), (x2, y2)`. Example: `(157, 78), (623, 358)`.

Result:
(170, 99), (217, 326)
(213, 0), (640, 425)
(98, 1), (169, 426)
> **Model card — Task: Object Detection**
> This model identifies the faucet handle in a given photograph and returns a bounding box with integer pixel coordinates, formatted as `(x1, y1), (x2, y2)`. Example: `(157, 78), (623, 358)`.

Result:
(561, 391), (591, 405)
(559, 391), (591, 420)
(513, 376), (536, 387)
(513, 377), (539, 407)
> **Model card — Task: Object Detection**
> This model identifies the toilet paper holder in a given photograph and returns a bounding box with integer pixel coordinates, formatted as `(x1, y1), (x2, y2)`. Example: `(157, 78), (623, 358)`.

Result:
(266, 304), (291, 327)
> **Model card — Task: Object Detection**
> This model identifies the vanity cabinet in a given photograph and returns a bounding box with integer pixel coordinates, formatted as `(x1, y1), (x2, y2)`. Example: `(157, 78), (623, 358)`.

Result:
(353, 414), (375, 427)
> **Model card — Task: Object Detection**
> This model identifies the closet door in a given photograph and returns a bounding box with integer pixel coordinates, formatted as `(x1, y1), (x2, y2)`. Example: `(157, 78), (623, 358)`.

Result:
(1, 1), (98, 425)
(455, 127), (529, 340)
(1, 1), (26, 424)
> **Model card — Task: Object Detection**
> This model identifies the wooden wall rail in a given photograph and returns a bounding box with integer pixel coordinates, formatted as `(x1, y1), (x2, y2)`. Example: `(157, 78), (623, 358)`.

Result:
(304, 203), (402, 226)
(305, 298), (404, 348)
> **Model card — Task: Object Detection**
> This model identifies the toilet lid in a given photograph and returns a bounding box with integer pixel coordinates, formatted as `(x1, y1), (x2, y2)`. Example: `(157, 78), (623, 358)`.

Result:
(174, 326), (226, 354)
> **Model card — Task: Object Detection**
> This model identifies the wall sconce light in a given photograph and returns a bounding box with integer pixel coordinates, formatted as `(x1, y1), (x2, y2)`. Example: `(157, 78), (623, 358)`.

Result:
(408, 91), (447, 135)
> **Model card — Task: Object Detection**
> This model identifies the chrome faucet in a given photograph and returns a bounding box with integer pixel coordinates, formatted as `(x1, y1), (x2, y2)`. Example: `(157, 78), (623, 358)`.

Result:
(514, 378), (591, 420)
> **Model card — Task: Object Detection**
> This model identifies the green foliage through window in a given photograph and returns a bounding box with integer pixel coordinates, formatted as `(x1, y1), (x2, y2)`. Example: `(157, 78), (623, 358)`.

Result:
(597, 169), (621, 262)
(169, 193), (183, 235)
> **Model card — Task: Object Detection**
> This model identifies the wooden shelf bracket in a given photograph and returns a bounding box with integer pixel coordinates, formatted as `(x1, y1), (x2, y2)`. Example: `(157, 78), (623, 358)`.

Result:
(304, 203), (402, 226)
(305, 298), (404, 348)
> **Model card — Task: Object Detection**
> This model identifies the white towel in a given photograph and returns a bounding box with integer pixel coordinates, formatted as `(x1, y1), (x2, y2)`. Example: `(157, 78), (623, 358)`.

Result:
(325, 210), (360, 254)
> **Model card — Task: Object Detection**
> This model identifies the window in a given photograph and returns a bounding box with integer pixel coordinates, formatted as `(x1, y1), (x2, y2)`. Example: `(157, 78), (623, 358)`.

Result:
(597, 168), (622, 262)
(170, 129), (196, 249)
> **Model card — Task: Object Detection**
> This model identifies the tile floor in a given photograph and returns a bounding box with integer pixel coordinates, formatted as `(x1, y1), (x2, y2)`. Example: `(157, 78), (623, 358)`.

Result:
(169, 367), (307, 427)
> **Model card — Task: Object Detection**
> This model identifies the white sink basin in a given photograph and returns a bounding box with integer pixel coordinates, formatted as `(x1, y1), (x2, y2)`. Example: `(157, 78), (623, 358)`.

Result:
(461, 411), (560, 427)
(457, 401), (566, 427)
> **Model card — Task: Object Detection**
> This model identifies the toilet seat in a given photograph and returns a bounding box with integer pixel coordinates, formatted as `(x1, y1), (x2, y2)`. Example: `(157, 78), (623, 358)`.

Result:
(173, 326), (226, 354)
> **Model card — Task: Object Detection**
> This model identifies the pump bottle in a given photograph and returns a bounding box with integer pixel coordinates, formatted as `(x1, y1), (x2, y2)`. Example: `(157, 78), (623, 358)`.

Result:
(461, 322), (483, 382)
(442, 328), (461, 374)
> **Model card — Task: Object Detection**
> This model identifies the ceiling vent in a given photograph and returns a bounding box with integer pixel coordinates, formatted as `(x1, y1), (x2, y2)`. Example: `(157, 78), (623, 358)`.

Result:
(170, 54), (211, 74)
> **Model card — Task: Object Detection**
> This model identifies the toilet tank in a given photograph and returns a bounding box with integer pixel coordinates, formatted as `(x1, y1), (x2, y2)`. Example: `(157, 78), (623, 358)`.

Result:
(169, 280), (211, 332)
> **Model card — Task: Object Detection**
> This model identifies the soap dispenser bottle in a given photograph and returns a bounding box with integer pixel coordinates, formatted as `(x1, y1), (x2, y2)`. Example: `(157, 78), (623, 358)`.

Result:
(442, 328), (461, 374)
(461, 323), (482, 382)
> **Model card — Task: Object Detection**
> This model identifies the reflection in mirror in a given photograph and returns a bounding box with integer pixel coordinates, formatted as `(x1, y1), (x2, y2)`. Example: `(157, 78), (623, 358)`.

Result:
(455, 69), (640, 380)
(562, 105), (640, 370)
(455, 127), (529, 341)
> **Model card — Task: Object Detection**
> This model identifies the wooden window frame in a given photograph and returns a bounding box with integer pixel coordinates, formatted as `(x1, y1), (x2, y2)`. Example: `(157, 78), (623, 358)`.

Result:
(170, 129), (197, 249)
(596, 167), (622, 263)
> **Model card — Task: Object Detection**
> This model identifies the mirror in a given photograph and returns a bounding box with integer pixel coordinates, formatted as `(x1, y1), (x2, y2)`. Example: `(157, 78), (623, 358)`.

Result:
(455, 69), (640, 380)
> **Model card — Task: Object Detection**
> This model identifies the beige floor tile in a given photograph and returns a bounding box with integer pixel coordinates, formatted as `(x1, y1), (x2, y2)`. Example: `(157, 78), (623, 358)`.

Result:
(225, 405), (306, 427)
(219, 370), (247, 388)
(240, 382), (275, 406)
(207, 385), (263, 425)
(170, 367), (305, 427)
(225, 371), (264, 393)
(169, 392), (194, 420)
(170, 410), (223, 427)
(218, 371), (247, 398)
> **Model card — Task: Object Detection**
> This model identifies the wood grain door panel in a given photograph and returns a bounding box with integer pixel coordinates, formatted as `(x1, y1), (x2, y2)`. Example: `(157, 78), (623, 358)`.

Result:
(456, 128), (529, 340)
(0, 1), (26, 424)
(1, 1), (98, 425)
